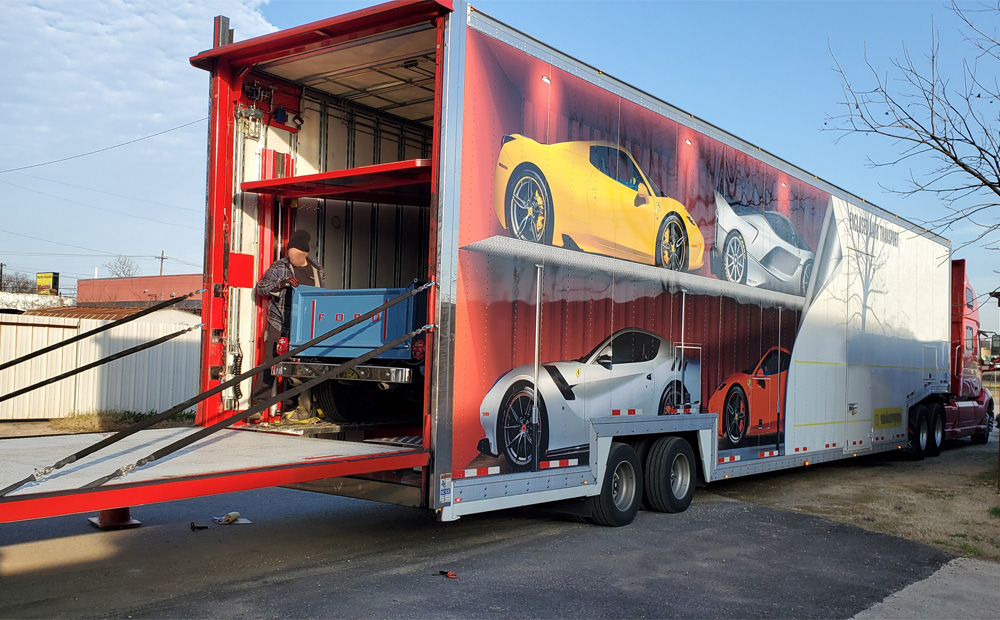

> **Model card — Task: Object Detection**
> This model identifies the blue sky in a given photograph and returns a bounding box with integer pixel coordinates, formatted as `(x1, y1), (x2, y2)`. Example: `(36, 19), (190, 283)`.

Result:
(1, 0), (997, 327)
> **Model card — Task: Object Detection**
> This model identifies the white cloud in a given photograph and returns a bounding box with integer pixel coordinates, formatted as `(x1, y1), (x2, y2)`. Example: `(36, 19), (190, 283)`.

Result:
(0, 0), (277, 283)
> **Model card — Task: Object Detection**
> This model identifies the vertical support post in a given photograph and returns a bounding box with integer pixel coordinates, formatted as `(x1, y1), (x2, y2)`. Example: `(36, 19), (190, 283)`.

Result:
(533, 263), (544, 467)
(197, 48), (238, 426)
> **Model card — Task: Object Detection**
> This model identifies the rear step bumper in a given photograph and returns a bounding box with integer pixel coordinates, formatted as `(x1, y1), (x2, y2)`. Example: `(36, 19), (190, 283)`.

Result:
(274, 361), (412, 383)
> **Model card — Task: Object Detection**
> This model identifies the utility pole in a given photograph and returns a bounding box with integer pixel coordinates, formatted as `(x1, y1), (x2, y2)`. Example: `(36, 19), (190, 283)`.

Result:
(158, 250), (166, 276)
(0, 262), (5, 291)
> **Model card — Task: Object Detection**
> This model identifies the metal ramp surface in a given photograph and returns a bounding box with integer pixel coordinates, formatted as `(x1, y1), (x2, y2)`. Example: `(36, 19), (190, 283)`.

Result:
(0, 428), (428, 522)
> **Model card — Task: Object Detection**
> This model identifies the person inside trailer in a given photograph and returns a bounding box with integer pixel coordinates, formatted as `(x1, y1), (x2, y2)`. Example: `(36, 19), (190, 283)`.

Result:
(251, 229), (325, 421)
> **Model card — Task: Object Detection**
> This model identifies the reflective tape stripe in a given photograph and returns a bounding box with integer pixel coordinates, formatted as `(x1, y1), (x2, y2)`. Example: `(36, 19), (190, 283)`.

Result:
(540, 459), (579, 469)
(718, 455), (740, 463)
(454, 466), (501, 479)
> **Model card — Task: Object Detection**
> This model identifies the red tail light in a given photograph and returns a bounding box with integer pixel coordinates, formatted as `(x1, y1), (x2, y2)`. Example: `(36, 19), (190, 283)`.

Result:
(412, 337), (426, 361)
(276, 337), (289, 356)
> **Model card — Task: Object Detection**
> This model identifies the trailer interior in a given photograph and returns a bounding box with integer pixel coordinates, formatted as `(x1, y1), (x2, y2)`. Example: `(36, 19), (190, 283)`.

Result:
(0, 1), (454, 523)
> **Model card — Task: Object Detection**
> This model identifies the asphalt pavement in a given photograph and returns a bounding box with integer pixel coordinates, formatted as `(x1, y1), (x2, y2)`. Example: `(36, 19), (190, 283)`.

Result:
(2, 486), (986, 619)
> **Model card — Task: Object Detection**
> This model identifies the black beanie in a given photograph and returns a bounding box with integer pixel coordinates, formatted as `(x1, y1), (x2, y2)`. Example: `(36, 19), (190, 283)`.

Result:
(288, 229), (311, 252)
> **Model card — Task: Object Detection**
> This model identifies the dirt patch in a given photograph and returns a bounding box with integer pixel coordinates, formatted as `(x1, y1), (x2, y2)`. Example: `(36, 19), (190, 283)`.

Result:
(710, 435), (1000, 561)
(0, 410), (194, 438)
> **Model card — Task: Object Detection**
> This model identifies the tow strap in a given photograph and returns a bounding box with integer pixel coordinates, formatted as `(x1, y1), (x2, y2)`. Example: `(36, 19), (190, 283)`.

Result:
(0, 324), (202, 405)
(81, 323), (433, 489)
(0, 288), (205, 374)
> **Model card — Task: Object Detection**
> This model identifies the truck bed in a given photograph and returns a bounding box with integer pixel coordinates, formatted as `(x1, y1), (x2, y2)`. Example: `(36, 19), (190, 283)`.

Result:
(0, 428), (428, 522)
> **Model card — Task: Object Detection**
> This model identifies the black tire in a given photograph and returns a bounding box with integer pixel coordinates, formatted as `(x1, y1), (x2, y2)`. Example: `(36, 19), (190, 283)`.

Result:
(659, 381), (691, 415)
(909, 404), (929, 460)
(587, 442), (643, 527)
(505, 166), (553, 245)
(313, 380), (349, 423)
(655, 213), (688, 271)
(633, 437), (655, 511)
(800, 259), (813, 296)
(644, 436), (696, 513)
(499, 381), (547, 471)
(927, 403), (945, 457)
(723, 385), (749, 446)
(971, 405), (993, 444)
(722, 230), (748, 284)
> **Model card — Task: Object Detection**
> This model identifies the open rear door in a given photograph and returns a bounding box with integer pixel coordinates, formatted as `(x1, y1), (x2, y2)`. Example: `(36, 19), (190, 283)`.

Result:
(0, 429), (428, 522)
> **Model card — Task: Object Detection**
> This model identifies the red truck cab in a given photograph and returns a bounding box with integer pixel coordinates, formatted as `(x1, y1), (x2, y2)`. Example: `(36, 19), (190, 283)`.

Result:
(942, 260), (993, 443)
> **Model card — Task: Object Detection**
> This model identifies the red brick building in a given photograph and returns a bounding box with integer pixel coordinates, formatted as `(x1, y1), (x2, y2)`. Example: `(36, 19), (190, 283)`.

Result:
(76, 274), (203, 308)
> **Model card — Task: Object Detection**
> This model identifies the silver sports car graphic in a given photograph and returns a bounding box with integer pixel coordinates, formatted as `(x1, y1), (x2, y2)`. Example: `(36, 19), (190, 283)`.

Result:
(477, 328), (701, 471)
(713, 192), (815, 296)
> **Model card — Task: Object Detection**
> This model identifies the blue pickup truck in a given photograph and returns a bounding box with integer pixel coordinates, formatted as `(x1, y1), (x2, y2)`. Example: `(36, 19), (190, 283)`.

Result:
(273, 283), (427, 424)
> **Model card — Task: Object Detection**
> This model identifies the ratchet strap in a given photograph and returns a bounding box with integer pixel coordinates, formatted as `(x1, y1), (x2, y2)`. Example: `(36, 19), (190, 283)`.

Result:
(81, 323), (433, 489)
(0, 288), (205, 374)
(0, 324), (202, 405)
(0, 282), (434, 497)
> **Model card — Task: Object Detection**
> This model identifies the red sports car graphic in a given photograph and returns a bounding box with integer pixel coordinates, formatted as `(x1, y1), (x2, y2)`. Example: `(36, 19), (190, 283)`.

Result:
(709, 347), (790, 446)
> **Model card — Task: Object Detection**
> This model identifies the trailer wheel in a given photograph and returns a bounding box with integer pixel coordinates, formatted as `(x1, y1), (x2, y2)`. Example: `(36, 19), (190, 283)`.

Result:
(927, 403), (945, 457)
(722, 230), (748, 284)
(633, 437), (655, 510)
(644, 436), (695, 513)
(499, 382), (547, 471)
(656, 213), (688, 271)
(659, 381), (691, 414)
(723, 385), (749, 446)
(587, 442), (642, 527)
(909, 404), (929, 460)
(506, 166), (553, 245)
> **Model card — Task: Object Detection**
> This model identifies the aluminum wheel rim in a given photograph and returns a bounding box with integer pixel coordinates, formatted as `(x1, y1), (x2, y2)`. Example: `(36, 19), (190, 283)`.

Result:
(503, 390), (535, 466)
(933, 416), (943, 447)
(612, 460), (637, 511)
(670, 453), (691, 499)
(724, 235), (746, 282)
(726, 392), (747, 443)
(661, 220), (687, 269)
(510, 176), (546, 242)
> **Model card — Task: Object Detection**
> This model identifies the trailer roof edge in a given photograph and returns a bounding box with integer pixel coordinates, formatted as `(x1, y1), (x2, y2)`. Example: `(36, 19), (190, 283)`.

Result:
(189, 0), (452, 71)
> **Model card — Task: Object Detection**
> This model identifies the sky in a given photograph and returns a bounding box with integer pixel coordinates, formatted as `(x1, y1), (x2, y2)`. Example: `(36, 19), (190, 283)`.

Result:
(1, 0), (997, 328)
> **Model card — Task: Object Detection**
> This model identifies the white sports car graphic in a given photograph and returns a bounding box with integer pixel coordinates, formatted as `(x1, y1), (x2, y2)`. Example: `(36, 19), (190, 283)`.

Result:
(713, 192), (815, 296)
(477, 328), (701, 471)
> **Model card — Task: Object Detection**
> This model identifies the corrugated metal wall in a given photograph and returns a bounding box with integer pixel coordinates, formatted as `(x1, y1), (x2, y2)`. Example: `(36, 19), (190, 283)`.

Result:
(0, 313), (201, 420)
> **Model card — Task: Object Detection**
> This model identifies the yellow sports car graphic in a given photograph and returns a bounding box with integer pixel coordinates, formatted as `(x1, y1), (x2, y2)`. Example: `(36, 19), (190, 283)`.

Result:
(494, 135), (705, 271)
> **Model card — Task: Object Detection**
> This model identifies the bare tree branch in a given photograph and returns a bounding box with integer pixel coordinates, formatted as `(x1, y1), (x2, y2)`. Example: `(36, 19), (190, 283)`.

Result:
(103, 255), (141, 278)
(828, 2), (1000, 242)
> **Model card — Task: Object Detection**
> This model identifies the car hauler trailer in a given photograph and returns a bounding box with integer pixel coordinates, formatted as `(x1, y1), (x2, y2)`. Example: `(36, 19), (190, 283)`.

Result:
(0, 0), (993, 527)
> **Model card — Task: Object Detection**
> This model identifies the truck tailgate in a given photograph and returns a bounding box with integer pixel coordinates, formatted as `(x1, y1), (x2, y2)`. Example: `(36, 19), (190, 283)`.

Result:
(0, 428), (428, 522)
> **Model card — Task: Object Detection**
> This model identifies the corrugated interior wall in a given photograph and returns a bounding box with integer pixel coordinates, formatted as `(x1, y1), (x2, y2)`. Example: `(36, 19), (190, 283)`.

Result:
(0, 313), (201, 420)
(295, 97), (433, 290)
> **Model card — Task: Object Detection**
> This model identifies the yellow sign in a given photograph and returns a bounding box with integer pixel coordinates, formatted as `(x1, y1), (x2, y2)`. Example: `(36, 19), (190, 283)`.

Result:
(874, 407), (903, 430)
(36, 272), (58, 296)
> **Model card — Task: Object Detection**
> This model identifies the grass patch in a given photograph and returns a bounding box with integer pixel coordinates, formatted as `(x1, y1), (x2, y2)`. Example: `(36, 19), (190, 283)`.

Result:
(50, 409), (195, 433)
(959, 541), (982, 557)
(989, 506), (1000, 519)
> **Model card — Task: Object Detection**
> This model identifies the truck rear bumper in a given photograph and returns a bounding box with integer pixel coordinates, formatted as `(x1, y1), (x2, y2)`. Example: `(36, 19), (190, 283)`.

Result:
(274, 361), (412, 384)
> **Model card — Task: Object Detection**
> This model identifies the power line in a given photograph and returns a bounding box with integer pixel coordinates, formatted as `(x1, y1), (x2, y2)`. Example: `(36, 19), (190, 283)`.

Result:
(10, 172), (201, 213)
(0, 118), (207, 174)
(0, 179), (201, 230)
(0, 227), (120, 256)
(0, 251), (202, 266)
